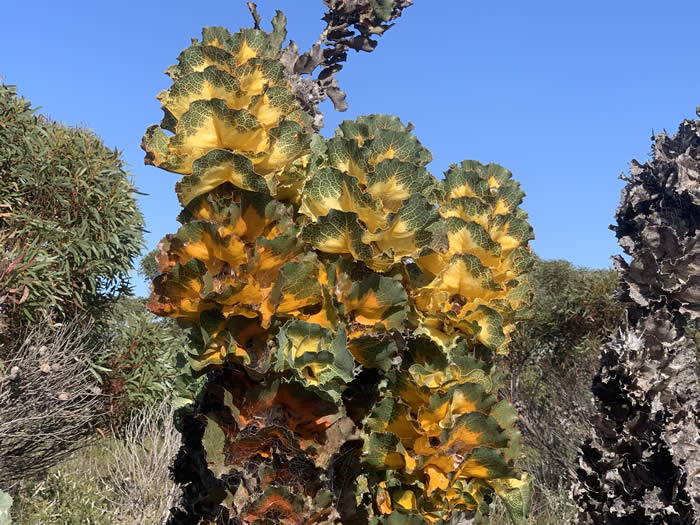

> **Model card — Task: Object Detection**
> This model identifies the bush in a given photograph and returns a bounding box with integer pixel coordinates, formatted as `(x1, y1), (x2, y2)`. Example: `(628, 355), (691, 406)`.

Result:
(104, 399), (181, 525)
(92, 296), (204, 429)
(0, 317), (104, 487)
(11, 399), (181, 525)
(501, 258), (625, 491)
(0, 84), (145, 340)
(11, 459), (114, 525)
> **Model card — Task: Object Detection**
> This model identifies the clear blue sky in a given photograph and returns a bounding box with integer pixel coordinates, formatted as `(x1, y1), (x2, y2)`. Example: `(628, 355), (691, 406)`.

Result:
(1, 1), (698, 297)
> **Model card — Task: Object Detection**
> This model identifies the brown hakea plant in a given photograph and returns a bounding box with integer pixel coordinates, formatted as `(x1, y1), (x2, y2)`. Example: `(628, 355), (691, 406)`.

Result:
(573, 111), (700, 524)
(142, 7), (534, 524)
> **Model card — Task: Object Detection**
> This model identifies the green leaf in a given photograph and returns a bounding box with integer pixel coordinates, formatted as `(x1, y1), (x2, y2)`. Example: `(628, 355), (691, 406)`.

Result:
(301, 210), (374, 260)
(275, 320), (354, 401)
(488, 473), (533, 525)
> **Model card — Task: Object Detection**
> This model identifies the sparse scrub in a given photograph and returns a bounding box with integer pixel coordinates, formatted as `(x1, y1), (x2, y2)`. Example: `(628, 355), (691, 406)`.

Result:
(0, 316), (104, 487)
(104, 399), (181, 525)
(487, 486), (576, 525)
(11, 399), (181, 525)
(502, 259), (624, 492)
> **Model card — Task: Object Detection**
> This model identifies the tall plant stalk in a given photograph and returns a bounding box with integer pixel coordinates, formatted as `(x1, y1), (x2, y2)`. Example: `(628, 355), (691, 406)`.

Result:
(573, 112), (700, 524)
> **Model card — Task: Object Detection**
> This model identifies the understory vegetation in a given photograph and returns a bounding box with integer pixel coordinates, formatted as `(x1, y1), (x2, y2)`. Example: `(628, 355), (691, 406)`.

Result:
(11, 399), (179, 525)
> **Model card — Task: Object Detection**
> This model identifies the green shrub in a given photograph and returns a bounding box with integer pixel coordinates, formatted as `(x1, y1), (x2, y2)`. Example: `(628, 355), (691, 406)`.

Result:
(93, 296), (204, 428)
(502, 258), (625, 490)
(11, 449), (115, 525)
(0, 84), (145, 339)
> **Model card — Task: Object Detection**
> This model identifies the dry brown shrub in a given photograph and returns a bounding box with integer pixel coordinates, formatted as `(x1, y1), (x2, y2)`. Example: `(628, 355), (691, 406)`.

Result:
(0, 316), (104, 487)
(104, 398), (181, 525)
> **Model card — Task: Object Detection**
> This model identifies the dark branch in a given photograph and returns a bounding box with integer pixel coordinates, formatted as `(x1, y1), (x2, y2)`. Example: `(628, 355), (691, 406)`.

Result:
(280, 0), (413, 130)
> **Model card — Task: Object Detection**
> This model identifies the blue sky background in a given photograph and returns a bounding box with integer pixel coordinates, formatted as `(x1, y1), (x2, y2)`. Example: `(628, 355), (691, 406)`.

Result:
(1, 1), (698, 297)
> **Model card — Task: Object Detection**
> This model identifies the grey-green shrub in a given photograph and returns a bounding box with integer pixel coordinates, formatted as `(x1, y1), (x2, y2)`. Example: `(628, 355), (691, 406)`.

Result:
(0, 84), (145, 339)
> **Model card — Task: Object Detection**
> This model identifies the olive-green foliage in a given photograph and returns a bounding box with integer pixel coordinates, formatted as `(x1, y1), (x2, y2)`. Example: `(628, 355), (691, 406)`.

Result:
(503, 257), (625, 489)
(11, 448), (115, 525)
(0, 84), (145, 338)
(138, 248), (160, 283)
(510, 257), (623, 381)
(93, 296), (204, 427)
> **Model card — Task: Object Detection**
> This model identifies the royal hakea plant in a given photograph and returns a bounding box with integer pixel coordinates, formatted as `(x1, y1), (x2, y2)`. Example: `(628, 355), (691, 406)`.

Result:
(143, 12), (534, 525)
(572, 112), (700, 524)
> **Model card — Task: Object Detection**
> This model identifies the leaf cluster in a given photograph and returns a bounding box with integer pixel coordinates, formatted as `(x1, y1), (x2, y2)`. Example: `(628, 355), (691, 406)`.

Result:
(573, 115), (700, 524)
(143, 17), (534, 525)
